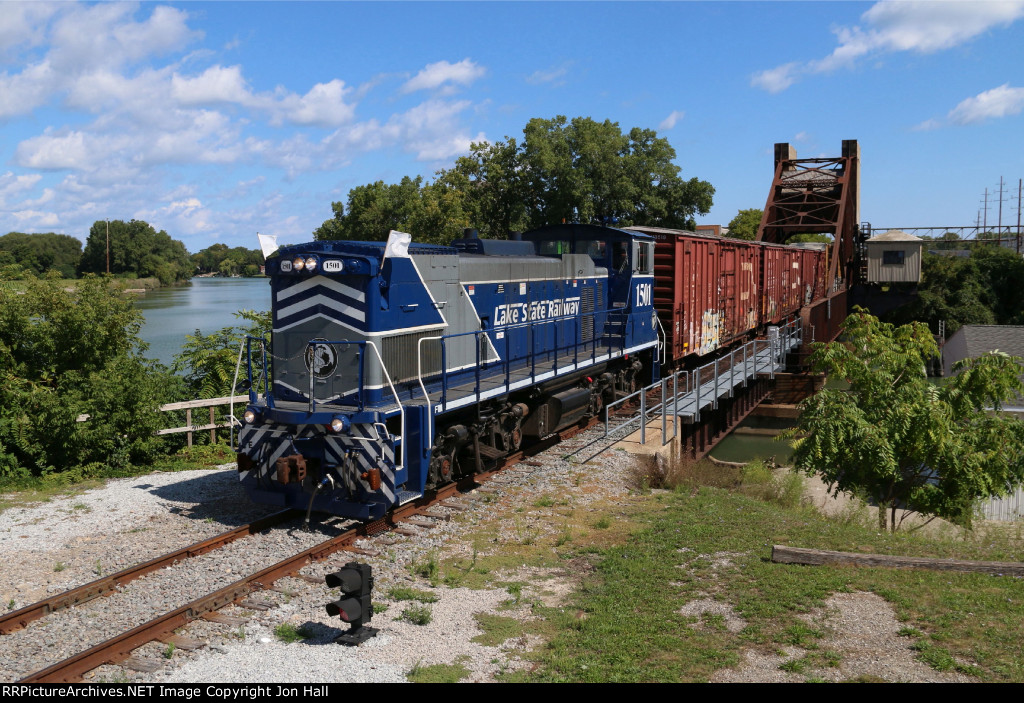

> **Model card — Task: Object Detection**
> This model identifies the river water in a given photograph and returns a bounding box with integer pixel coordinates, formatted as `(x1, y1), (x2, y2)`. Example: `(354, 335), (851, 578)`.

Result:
(134, 277), (271, 367)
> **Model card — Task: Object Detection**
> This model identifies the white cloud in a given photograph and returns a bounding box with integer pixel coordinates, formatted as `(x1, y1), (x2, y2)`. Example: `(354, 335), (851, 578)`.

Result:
(526, 62), (572, 86)
(658, 110), (685, 130)
(753, 1), (1024, 92)
(402, 59), (486, 94)
(948, 83), (1024, 124)
(912, 118), (943, 131)
(172, 65), (252, 105)
(0, 172), (43, 206)
(11, 210), (60, 227)
(276, 80), (355, 128)
(0, 1), (60, 53)
(750, 62), (800, 94)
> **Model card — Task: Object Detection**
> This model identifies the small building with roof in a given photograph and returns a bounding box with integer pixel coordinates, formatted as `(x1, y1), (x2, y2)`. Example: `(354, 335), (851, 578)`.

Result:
(865, 229), (923, 283)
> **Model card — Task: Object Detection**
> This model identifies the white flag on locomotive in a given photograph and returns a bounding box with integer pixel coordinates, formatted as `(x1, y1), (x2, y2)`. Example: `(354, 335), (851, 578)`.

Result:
(384, 230), (412, 259)
(257, 232), (279, 259)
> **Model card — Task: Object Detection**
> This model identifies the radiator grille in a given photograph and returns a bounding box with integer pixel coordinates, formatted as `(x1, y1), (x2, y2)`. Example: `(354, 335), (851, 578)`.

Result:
(381, 328), (444, 384)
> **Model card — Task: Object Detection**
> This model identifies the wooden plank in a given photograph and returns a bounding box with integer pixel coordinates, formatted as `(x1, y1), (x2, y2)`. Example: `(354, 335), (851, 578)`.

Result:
(237, 599), (274, 611)
(160, 635), (204, 651)
(201, 612), (249, 626)
(159, 395), (251, 412)
(771, 545), (1024, 577)
(122, 657), (161, 673)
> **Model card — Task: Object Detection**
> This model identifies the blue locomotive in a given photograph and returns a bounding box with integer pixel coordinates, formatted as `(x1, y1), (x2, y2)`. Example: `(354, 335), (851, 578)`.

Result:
(234, 224), (661, 519)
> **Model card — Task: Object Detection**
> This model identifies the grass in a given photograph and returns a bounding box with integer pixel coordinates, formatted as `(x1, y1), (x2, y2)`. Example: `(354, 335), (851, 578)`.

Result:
(400, 604), (433, 626)
(274, 623), (314, 643)
(407, 659), (470, 683)
(386, 586), (439, 603)
(467, 455), (1024, 683)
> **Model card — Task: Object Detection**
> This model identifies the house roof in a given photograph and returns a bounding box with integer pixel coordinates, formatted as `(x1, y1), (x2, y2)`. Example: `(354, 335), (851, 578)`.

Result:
(951, 325), (1024, 360)
(867, 229), (924, 243)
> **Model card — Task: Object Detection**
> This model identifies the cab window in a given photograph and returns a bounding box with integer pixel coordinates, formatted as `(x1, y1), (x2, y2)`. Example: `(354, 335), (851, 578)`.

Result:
(538, 240), (570, 256)
(635, 241), (654, 274)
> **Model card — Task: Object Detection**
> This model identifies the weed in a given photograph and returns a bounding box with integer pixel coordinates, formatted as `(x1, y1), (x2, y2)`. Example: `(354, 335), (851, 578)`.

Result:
(400, 604), (432, 626)
(505, 582), (523, 604)
(534, 495), (555, 508)
(54, 561), (66, 572)
(911, 641), (956, 671)
(779, 657), (806, 674)
(555, 528), (573, 547)
(373, 602), (389, 614)
(274, 623), (313, 643)
(235, 626), (245, 640)
(163, 643), (175, 659)
(594, 516), (611, 530)
(407, 659), (469, 683)
(473, 613), (527, 647)
(412, 553), (440, 584)
(6, 599), (14, 611)
(779, 623), (822, 648)
(93, 559), (102, 576)
(897, 627), (923, 638)
(386, 586), (439, 603)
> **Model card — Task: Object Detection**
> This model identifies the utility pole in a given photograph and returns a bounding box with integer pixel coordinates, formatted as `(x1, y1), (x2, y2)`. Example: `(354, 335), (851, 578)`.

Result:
(1017, 178), (1022, 255)
(105, 219), (110, 274)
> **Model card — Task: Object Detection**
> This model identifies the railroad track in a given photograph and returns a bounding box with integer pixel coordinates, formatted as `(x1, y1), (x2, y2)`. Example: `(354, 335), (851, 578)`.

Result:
(13, 419), (599, 683)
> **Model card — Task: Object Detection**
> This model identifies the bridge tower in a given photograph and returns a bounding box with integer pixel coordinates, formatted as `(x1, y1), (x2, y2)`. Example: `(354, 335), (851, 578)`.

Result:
(757, 140), (859, 347)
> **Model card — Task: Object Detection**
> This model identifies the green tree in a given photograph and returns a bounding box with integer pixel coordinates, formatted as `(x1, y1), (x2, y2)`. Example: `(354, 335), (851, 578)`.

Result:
(0, 274), (183, 477)
(0, 232), (83, 278)
(79, 220), (192, 285)
(173, 310), (272, 400)
(790, 310), (1024, 531)
(315, 116), (714, 242)
(725, 209), (763, 240)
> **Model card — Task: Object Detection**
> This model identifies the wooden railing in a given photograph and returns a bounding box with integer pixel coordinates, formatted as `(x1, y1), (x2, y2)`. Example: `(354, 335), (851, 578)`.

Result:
(156, 395), (250, 446)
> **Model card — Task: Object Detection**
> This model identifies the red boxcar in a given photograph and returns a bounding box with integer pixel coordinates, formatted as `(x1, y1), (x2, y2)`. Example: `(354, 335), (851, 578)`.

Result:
(633, 226), (828, 368)
(638, 227), (759, 366)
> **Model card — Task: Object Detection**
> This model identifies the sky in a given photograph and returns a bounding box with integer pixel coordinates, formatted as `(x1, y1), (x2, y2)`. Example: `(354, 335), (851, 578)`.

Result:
(1, 0), (1023, 254)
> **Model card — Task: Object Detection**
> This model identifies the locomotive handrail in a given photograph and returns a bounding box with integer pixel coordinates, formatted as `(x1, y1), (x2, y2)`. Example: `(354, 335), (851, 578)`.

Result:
(411, 305), (651, 413)
(300, 338), (406, 472)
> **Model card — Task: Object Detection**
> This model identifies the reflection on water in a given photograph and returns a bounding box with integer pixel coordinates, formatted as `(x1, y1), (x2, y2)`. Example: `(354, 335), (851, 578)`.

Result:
(708, 415), (796, 465)
(134, 277), (271, 367)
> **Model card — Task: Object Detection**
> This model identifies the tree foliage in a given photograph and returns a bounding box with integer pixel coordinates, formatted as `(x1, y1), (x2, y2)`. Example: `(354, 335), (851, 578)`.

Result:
(790, 310), (1024, 531)
(725, 209), (762, 240)
(79, 219), (192, 285)
(173, 310), (272, 400)
(0, 232), (83, 278)
(886, 246), (1024, 336)
(0, 274), (184, 477)
(192, 244), (264, 277)
(314, 116), (714, 243)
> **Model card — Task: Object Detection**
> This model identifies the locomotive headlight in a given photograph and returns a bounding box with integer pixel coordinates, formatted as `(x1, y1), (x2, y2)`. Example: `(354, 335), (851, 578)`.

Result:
(305, 257), (318, 272)
(292, 256), (305, 271)
(329, 415), (351, 434)
(243, 407), (258, 424)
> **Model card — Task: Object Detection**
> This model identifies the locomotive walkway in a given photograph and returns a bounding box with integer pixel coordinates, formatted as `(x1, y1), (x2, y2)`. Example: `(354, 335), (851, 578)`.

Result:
(603, 320), (803, 446)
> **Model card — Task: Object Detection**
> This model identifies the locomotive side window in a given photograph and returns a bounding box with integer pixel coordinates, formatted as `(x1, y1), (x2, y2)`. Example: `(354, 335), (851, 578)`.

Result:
(539, 240), (570, 255)
(635, 241), (654, 274)
(579, 239), (606, 262)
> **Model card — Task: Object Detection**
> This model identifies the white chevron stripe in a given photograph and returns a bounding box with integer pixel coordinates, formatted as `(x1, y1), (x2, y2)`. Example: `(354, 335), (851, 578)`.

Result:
(274, 312), (363, 334)
(277, 276), (365, 304)
(278, 293), (366, 323)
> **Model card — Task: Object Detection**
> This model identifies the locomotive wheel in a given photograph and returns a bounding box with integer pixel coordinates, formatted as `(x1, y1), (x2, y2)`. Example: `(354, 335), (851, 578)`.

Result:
(427, 452), (454, 490)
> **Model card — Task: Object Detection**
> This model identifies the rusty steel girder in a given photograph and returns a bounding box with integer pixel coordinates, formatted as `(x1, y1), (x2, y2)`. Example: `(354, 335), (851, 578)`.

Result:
(757, 140), (860, 290)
